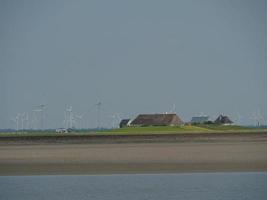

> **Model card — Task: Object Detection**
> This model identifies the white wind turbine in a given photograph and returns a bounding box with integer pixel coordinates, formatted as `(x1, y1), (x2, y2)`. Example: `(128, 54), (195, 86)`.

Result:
(235, 112), (243, 125)
(16, 113), (21, 130)
(116, 113), (121, 123)
(21, 112), (25, 130)
(21, 112), (30, 130)
(81, 104), (96, 129)
(250, 109), (264, 126)
(63, 111), (67, 128)
(170, 104), (176, 114)
(80, 102), (103, 129)
(110, 113), (121, 128)
(74, 114), (83, 129)
(25, 112), (29, 130)
(31, 110), (39, 129)
(32, 104), (46, 130)
(96, 101), (102, 129)
(64, 106), (76, 129)
(110, 114), (117, 128)
(10, 118), (16, 130)
(11, 113), (20, 131)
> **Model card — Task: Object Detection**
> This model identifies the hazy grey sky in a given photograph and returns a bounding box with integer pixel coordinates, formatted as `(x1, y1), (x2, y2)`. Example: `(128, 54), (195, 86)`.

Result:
(1, 0), (267, 129)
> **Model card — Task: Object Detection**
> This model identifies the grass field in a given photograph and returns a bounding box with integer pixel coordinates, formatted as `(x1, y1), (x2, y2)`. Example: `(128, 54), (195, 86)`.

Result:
(97, 125), (260, 135)
(0, 125), (266, 137)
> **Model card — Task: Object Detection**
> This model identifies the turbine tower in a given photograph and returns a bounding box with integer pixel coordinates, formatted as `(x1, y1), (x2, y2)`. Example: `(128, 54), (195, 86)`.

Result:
(235, 112), (243, 125)
(39, 104), (46, 130)
(32, 104), (46, 130)
(21, 112), (26, 130)
(170, 103), (176, 114)
(64, 106), (76, 129)
(75, 114), (83, 129)
(96, 101), (102, 129)
(110, 113), (121, 128)
(11, 113), (20, 131)
(251, 109), (264, 127)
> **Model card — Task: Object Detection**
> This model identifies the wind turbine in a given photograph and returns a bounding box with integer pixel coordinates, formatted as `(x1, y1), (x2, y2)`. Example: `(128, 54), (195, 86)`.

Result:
(10, 113), (20, 131)
(96, 101), (102, 129)
(21, 112), (26, 130)
(31, 110), (39, 129)
(10, 118), (16, 130)
(250, 109), (264, 127)
(74, 114), (83, 129)
(115, 113), (122, 128)
(81, 104), (96, 129)
(170, 104), (176, 114)
(64, 106), (77, 129)
(110, 114), (117, 128)
(110, 113), (121, 128)
(16, 113), (21, 130)
(81, 102), (103, 129)
(63, 111), (67, 128)
(235, 112), (243, 125)
(65, 106), (72, 128)
(39, 104), (46, 130)
(22, 112), (29, 130)
(32, 104), (46, 130)
(20, 112), (29, 130)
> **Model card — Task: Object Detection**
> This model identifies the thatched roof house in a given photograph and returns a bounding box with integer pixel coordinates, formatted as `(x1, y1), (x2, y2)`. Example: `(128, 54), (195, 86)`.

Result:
(131, 114), (183, 126)
(214, 115), (233, 125)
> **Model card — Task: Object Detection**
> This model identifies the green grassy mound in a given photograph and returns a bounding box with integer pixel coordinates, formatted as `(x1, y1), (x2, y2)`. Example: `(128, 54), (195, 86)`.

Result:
(98, 125), (209, 135)
(97, 124), (261, 135)
(0, 125), (266, 137)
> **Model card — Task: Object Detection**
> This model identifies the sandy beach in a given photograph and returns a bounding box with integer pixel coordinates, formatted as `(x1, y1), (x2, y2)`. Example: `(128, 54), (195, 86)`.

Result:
(1, 133), (267, 175)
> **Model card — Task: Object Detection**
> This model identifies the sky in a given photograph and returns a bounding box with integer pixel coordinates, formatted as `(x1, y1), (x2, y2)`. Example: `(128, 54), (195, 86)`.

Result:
(1, 0), (267, 129)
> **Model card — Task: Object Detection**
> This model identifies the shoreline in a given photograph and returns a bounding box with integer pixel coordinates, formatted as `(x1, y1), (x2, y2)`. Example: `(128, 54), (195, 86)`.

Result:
(2, 163), (267, 176)
(1, 134), (267, 175)
(1, 131), (267, 145)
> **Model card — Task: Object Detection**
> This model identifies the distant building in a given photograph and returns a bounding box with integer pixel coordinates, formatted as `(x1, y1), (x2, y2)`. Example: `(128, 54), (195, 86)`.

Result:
(191, 116), (209, 124)
(119, 119), (131, 128)
(56, 128), (68, 133)
(214, 115), (233, 125)
(130, 114), (183, 126)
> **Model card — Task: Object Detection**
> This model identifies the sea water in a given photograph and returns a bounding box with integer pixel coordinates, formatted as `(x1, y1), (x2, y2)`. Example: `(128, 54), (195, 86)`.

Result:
(0, 172), (267, 200)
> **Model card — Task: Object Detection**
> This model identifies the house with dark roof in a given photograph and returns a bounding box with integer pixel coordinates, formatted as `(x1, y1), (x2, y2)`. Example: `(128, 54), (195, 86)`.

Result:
(191, 116), (209, 124)
(119, 119), (131, 128)
(214, 115), (233, 125)
(130, 114), (183, 126)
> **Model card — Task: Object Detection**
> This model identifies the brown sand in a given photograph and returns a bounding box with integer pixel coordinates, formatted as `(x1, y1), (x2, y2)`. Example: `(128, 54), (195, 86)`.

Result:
(1, 140), (267, 175)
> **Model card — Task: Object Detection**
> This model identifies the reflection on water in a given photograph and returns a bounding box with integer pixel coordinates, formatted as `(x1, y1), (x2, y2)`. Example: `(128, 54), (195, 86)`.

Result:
(0, 172), (267, 200)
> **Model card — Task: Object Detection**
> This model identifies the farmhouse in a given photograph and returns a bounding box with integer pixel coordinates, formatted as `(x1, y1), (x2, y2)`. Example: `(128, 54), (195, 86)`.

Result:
(214, 114), (233, 125)
(119, 119), (131, 128)
(130, 113), (183, 126)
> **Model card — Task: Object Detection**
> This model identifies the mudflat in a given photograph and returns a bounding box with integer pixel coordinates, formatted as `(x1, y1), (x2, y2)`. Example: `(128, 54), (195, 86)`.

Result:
(1, 133), (267, 175)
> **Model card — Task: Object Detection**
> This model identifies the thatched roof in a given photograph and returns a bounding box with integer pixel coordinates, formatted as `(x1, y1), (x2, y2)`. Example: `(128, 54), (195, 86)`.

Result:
(214, 115), (233, 124)
(131, 114), (183, 126)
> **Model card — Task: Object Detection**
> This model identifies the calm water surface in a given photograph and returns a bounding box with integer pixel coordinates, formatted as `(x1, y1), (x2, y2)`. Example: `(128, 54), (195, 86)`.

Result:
(0, 172), (267, 200)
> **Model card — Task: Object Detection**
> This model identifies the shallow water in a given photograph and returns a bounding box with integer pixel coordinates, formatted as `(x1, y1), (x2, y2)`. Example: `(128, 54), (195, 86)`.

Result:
(0, 172), (267, 200)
